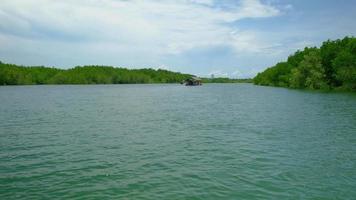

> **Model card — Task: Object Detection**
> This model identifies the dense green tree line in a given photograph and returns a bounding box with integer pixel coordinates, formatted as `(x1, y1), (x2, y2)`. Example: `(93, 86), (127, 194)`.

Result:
(0, 62), (194, 85)
(254, 37), (356, 91)
(202, 78), (252, 83)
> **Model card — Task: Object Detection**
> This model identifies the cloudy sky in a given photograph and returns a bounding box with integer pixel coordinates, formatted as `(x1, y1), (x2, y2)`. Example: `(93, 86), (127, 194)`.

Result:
(0, 0), (355, 78)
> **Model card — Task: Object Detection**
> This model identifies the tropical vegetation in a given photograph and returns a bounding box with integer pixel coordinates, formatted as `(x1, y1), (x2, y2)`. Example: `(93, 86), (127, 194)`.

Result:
(253, 37), (356, 91)
(0, 62), (193, 85)
(202, 78), (252, 83)
(0, 62), (252, 85)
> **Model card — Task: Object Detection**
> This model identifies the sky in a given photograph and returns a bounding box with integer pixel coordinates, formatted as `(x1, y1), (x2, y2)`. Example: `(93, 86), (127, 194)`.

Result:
(0, 0), (356, 78)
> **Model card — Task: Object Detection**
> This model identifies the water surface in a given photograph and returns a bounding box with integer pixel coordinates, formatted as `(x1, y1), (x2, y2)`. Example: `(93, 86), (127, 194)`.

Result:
(1, 84), (356, 199)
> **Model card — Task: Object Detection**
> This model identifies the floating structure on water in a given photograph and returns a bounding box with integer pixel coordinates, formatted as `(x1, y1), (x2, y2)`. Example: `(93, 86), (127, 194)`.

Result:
(183, 77), (202, 86)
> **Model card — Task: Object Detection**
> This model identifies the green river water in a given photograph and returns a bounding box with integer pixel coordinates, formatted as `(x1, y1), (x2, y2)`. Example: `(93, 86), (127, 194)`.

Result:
(1, 84), (356, 199)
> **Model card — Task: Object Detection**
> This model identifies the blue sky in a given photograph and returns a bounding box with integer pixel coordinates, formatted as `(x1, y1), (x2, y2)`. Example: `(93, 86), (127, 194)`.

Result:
(0, 0), (355, 78)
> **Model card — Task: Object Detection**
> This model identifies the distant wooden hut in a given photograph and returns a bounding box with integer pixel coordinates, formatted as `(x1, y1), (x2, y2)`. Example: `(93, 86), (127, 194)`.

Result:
(183, 77), (202, 86)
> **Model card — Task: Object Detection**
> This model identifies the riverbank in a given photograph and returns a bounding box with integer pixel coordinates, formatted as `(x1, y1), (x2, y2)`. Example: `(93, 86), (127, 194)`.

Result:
(253, 37), (356, 92)
(0, 62), (192, 85)
(0, 62), (250, 85)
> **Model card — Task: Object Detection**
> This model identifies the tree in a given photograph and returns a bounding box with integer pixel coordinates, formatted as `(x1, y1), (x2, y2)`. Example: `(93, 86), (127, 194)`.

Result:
(333, 50), (356, 90)
(300, 50), (327, 89)
(0, 62), (193, 85)
(254, 36), (356, 91)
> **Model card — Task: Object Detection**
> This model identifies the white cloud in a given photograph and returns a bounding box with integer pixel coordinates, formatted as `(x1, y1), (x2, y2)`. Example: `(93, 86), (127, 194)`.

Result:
(237, 0), (280, 18)
(189, 0), (215, 6)
(0, 0), (282, 56)
(158, 64), (170, 70)
(208, 70), (229, 78)
(207, 68), (259, 79)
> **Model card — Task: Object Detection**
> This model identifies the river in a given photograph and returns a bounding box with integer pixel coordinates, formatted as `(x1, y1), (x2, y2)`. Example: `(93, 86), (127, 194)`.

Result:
(1, 84), (355, 199)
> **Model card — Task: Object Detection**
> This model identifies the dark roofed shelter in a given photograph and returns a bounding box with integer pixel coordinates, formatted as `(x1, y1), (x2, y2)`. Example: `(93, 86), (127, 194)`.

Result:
(184, 76), (202, 86)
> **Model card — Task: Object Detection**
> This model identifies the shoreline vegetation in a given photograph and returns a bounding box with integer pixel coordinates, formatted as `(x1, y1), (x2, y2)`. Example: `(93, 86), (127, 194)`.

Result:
(201, 78), (252, 83)
(0, 63), (191, 85)
(2, 37), (354, 89)
(0, 62), (250, 85)
(253, 37), (356, 92)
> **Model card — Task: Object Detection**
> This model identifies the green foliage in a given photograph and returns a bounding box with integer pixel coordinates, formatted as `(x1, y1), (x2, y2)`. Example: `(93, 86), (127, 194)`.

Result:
(0, 63), (193, 85)
(254, 37), (356, 91)
(254, 62), (293, 87)
(289, 49), (328, 89)
(202, 78), (252, 83)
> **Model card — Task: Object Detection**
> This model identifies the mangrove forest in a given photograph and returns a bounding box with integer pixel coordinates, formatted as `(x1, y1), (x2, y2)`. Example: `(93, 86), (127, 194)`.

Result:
(0, 62), (250, 85)
(253, 37), (356, 91)
(0, 63), (194, 85)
